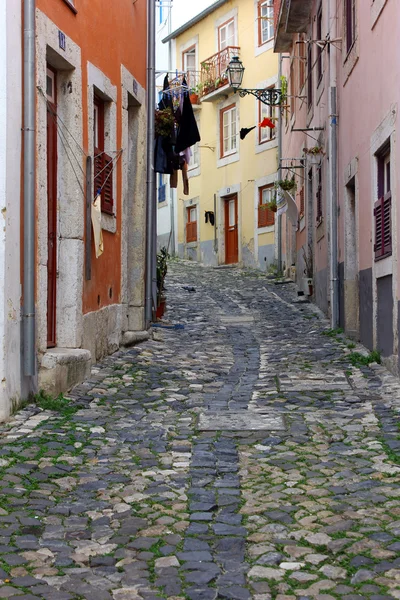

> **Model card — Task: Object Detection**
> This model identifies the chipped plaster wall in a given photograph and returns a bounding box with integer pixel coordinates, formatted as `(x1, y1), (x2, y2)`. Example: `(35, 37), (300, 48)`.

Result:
(36, 10), (84, 353)
(0, 2), (23, 420)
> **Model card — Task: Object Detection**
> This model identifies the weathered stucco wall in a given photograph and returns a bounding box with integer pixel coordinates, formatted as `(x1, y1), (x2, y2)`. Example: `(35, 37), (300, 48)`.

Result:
(0, 1), (23, 420)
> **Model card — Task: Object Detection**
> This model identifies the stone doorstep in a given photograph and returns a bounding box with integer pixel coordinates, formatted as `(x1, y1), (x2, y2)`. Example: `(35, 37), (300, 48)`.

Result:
(122, 330), (151, 347)
(38, 348), (92, 398)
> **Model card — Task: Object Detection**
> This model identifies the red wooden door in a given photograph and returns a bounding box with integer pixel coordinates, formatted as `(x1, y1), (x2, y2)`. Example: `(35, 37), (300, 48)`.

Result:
(225, 194), (238, 264)
(46, 67), (57, 348)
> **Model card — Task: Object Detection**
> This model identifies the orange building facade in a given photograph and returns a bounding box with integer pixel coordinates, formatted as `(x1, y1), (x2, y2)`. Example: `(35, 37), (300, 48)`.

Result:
(34, 0), (148, 396)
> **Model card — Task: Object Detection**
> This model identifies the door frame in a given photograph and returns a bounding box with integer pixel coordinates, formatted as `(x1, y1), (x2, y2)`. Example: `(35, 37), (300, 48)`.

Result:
(46, 64), (58, 348)
(217, 184), (241, 266)
(224, 193), (239, 264)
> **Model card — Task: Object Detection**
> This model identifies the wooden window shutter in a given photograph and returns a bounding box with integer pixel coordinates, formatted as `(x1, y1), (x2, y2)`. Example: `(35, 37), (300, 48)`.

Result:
(186, 222), (197, 243)
(101, 153), (114, 215)
(316, 184), (322, 222)
(374, 197), (383, 259)
(94, 150), (103, 196)
(383, 192), (392, 255)
(258, 205), (267, 228)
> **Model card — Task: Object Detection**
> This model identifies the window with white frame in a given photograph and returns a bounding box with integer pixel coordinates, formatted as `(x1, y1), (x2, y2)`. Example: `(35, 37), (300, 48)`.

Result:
(258, 185), (275, 228)
(189, 132), (200, 170)
(183, 46), (197, 82)
(258, 89), (276, 144)
(258, 1), (274, 46)
(220, 104), (237, 158)
(219, 18), (236, 50)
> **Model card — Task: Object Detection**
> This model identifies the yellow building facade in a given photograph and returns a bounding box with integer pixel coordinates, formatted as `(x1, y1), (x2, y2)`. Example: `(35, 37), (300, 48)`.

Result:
(163, 0), (279, 269)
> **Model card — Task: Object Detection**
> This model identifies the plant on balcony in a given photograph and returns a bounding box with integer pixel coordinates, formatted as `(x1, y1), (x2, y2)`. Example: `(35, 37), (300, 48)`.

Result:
(155, 107), (175, 138)
(277, 178), (296, 192)
(303, 146), (325, 155)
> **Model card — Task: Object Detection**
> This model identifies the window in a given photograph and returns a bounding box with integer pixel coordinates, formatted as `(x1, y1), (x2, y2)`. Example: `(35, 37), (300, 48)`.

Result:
(299, 35), (306, 90)
(46, 68), (56, 104)
(220, 105), (237, 158)
(307, 42), (313, 110)
(218, 18), (235, 51)
(258, 186), (275, 228)
(159, 0), (164, 24)
(259, 90), (276, 144)
(317, 6), (323, 84)
(186, 206), (197, 243)
(93, 95), (113, 215)
(290, 60), (296, 115)
(345, 0), (356, 54)
(258, 1), (274, 46)
(183, 46), (196, 83)
(158, 174), (166, 203)
(316, 167), (323, 223)
(189, 139), (200, 171)
(374, 150), (392, 260)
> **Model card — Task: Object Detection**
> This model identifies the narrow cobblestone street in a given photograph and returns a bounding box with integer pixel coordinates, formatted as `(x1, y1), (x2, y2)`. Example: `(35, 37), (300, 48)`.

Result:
(1, 261), (400, 600)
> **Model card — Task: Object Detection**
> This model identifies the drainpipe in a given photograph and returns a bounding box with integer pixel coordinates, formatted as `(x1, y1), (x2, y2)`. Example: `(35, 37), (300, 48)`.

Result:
(145, 0), (156, 324)
(277, 53), (283, 274)
(23, 0), (36, 377)
(328, 0), (339, 327)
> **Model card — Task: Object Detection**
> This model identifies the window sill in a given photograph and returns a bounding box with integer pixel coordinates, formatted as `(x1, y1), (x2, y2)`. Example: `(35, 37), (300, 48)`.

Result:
(62, 0), (78, 14)
(217, 152), (239, 169)
(255, 138), (277, 154)
(299, 215), (305, 232)
(257, 224), (274, 234)
(375, 254), (392, 278)
(101, 213), (117, 233)
(343, 38), (359, 84)
(371, 0), (388, 28)
(186, 240), (198, 247)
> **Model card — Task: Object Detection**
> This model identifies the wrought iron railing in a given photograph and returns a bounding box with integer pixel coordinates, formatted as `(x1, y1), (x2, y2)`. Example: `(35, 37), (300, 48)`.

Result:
(200, 46), (240, 97)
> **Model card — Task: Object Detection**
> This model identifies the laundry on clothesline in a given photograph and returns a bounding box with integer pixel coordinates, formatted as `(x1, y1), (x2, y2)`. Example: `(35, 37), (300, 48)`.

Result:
(154, 75), (200, 196)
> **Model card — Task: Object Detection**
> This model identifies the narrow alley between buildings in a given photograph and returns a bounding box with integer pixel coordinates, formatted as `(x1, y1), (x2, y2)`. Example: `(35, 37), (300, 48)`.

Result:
(1, 261), (400, 600)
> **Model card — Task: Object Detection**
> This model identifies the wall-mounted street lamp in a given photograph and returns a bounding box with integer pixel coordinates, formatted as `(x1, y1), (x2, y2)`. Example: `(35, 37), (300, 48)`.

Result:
(226, 56), (282, 106)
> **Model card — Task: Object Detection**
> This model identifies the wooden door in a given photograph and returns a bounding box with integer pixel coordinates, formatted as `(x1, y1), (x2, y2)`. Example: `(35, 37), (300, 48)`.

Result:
(224, 194), (238, 264)
(46, 66), (57, 348)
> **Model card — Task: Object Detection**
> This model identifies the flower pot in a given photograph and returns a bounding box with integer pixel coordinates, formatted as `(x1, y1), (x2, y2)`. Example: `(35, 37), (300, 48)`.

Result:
(307, 153), (321, 166)
(303, 277), (313, 296)
(190, 93), (199, 105)
(156, 298), (166, 319)
(270, 205), (277, 213)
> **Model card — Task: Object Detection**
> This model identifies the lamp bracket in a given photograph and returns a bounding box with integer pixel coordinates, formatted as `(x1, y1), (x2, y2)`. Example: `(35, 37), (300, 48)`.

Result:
(236, 88), (282, 106)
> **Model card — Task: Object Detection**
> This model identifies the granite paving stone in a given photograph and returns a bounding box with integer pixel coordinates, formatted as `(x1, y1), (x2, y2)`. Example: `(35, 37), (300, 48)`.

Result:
(0, 261), (400, 598)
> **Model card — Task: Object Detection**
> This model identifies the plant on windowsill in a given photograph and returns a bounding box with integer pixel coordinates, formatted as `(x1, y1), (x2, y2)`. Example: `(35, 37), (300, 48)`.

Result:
(156, 247), (169, 318)
(266, 198), (277, 213)
(190, 83), (203, 104)
(302, 243), (313, 296)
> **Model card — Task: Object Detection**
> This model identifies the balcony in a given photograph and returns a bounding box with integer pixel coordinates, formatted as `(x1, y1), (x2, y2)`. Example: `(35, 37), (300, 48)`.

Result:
(274, 0), (312, 52)
(199, 46), (240, 102)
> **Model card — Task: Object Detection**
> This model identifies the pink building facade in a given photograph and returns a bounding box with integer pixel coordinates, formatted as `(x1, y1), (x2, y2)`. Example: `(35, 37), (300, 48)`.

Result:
(274, 0), (400, 373)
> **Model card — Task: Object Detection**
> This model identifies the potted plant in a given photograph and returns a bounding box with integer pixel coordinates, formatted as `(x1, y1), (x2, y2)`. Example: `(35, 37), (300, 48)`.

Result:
(278, 178), (296, 192)
(303, 146), (325, 165)
(267, 198), (277, 213)
(189, 83), (203, 105)
(155, 108), (175, 138)
(156, 247), (169, 318)
(302, 244), (313, 296)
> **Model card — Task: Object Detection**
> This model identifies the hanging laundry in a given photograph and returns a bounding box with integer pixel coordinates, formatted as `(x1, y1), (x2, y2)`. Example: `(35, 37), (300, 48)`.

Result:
(240, 126), (256, 140)
(91, 194), (104, 258)
(205, 211), (215, 225)
(175, 78), (200, 153)
(259, 117), (276, 129)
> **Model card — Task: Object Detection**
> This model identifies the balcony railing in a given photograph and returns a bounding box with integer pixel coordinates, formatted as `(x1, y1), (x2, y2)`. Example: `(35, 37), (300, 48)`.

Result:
(200, 46), (240, 98)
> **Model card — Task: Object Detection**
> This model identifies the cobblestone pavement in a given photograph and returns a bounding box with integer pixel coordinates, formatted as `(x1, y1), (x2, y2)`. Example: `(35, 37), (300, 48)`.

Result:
(1, 261), (400, 600)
